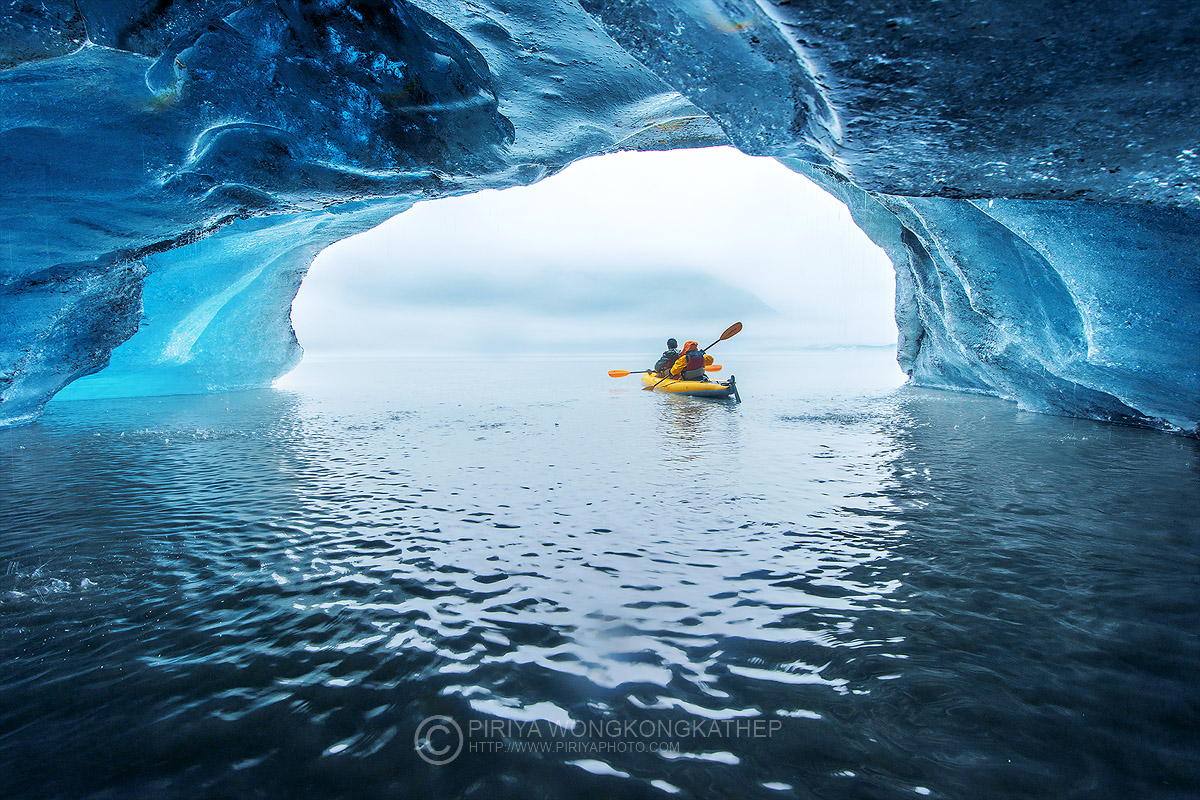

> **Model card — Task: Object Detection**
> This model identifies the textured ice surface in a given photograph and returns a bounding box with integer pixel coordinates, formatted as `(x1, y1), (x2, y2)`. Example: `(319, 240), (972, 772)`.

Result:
(56, 199), (415, 401)
(1, 0), (1197, 431)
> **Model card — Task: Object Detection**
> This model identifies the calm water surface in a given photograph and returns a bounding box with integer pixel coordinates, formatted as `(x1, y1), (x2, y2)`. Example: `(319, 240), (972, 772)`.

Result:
(1, 351), (1197, 799)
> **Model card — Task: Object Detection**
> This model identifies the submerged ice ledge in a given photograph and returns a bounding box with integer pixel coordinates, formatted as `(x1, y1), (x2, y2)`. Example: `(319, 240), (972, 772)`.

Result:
(1, 0), (1197, 433)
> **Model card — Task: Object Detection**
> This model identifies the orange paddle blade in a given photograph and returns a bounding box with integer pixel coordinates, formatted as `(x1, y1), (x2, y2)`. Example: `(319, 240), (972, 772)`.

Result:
(608, 370), (632, 377)
(703, 322), (744, 352)
(705, 364), (723, 372)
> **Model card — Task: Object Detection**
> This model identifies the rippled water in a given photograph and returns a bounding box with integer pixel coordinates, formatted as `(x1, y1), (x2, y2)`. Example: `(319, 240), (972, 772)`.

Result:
(1, 351), (1196, 800)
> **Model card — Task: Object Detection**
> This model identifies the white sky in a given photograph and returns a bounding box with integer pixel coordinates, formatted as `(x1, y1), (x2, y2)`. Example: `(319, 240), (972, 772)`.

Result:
(293, 146), (897, 354)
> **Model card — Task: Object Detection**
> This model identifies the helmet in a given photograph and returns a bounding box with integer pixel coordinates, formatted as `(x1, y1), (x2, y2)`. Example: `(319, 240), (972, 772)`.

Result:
(667, 338), (678, 349)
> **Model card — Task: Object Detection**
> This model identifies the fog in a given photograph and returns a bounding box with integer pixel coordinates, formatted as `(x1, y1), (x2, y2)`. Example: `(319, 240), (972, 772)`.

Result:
(292, 146), (897, 356)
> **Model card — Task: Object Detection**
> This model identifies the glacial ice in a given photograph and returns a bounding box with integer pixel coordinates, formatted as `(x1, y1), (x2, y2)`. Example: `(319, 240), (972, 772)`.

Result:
(1, 0), (1197, 432)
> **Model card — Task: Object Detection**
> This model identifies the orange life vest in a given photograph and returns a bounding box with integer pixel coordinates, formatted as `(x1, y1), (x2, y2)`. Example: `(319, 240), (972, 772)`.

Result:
(681, 349), (707, 380)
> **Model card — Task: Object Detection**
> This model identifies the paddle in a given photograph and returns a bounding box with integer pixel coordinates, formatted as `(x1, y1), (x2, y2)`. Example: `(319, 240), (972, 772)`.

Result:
(702, 321), (742, 352)
(644, 322), (742, 391)
(609, 365), (722, 378)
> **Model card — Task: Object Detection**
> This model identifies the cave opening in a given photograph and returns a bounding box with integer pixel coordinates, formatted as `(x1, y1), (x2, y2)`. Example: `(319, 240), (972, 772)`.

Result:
(290, 146), (901, 385)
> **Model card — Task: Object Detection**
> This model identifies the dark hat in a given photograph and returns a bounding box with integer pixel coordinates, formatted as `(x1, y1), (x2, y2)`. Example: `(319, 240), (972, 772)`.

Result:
(667, 338), (678, 349)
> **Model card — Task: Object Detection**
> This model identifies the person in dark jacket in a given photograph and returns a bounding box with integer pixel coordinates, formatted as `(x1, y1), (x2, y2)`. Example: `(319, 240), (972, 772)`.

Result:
(653, 338), (679, 377)
(654, 338), (680, 376)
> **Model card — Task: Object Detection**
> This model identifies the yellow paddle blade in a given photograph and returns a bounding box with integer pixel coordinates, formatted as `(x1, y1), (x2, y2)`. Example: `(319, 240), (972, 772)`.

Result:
(705, 364), (723, 372)
(608, 370), (632, 377)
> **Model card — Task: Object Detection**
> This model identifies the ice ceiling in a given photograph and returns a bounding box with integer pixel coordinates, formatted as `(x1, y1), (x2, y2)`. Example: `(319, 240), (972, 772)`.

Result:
(1, 0), (1197, 432)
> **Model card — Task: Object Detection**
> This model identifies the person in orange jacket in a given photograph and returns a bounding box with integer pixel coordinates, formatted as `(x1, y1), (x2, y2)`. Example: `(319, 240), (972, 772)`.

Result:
(670, 341), (710, 380)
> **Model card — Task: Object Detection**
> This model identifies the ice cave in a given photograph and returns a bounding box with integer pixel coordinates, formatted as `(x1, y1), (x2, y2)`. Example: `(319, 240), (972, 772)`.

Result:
(1, 0), (1197, 433)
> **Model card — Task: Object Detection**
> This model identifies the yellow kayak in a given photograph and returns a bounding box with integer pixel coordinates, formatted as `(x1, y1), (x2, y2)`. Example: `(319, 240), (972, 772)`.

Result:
(642, 372), (739, 400)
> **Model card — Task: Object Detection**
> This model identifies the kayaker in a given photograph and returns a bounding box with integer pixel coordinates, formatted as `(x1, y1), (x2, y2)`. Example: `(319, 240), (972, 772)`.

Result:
(653, 338), (680, 377)
(670, 341), (709, 380)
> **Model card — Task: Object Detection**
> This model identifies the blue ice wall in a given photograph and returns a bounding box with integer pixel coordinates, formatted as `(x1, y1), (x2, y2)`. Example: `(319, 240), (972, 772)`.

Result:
(55, 198), (414, 401)
(1, 0), (1197, 432)
(784, 163), (1200, 430)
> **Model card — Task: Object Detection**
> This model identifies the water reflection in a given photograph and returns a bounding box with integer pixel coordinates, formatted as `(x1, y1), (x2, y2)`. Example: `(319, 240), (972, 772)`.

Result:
(1, 356), (1195, 800)
(813, 389), (1200, 798)
(653, 393), (741, 460)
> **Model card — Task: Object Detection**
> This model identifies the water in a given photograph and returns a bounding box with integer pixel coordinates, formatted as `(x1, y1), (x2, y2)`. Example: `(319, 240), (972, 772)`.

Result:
(1, 351), (1196, 800)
